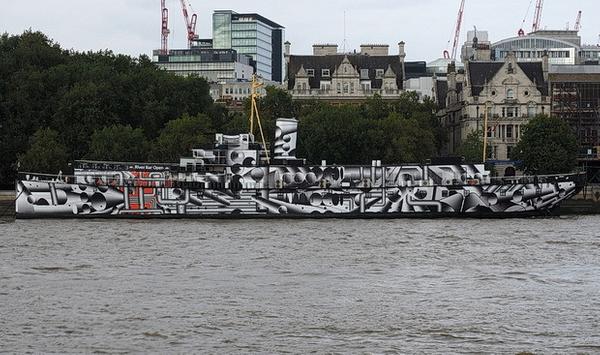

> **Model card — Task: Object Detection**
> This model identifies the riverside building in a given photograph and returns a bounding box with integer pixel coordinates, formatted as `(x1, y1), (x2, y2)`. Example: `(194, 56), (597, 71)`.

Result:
(285, 42), (428, 103)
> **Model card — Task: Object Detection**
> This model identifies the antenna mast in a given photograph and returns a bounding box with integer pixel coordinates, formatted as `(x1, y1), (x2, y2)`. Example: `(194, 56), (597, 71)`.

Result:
(249, 75), (270, 165)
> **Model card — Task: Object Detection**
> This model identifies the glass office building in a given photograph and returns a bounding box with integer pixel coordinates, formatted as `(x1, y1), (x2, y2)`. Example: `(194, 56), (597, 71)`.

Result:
(213, 10), (285, 82)
(152, 48), (254, 82)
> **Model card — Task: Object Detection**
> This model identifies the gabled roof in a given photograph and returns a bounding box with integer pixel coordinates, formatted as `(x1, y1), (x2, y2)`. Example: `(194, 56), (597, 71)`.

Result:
(287, 55), (404, 90)
(468, 61), (548, 96)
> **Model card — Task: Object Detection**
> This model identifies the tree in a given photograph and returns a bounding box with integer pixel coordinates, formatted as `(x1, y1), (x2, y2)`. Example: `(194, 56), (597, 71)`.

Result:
(456, 130), (491, 163)
(18, 128), (69, 174)
(513, 115), (578, 174)
(88, 125), (149, 162)
(151, 114), (214, 162)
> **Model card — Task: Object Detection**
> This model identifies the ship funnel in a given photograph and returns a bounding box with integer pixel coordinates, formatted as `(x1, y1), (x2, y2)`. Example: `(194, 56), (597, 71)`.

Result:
(274, 118), (298, 160)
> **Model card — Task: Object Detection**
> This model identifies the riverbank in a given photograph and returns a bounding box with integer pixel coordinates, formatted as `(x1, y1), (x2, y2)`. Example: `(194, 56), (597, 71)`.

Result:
(0, 191), (15, 219)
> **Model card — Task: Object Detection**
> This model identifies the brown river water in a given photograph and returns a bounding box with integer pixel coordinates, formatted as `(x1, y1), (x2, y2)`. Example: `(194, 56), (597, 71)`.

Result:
(1, 216), (600, 353)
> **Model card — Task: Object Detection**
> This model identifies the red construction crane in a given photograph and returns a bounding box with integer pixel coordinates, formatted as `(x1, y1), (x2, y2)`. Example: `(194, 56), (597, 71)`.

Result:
(531, 0), (544, 32)
(574, 10), (582, 31)
(443, 0), (465, 60)
(180, 0), (198, 48)
(160, 0), (169, 55)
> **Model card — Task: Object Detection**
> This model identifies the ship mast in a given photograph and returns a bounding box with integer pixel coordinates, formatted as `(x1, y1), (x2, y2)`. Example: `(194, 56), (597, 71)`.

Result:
(249, 75), (270, 164)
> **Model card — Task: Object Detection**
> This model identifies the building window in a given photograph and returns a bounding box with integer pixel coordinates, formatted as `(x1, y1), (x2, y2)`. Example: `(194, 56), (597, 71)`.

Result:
(336, 82), (341, 94)
(360, 69), (369, 79)
(306, 69), (315, 77)
(350, 82), (355, 94)
(507, 89), (515, 99)
(506, 125), (513, 138)
(507, 107), (515, 117)
(343, 82), (349, 94)
(322, 69), (330, 77)
(527, 104), (536, 117)
(375, 69), (384, 79)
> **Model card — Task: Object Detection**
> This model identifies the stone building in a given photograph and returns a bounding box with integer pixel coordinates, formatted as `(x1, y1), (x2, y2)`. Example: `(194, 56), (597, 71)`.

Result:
(436, 52), (550, 161)
(285, 43), (428, 103)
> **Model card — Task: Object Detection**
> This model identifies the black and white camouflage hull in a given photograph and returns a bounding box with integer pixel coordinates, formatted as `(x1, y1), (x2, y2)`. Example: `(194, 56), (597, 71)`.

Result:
(15, 165), (584, 219)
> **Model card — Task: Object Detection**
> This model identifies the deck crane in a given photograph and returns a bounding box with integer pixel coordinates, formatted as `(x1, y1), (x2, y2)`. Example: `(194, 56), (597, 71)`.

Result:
(160, 0), (170, 55)
(574, 10), (582, 31)
(180, 0), (198, 48)
(531, 0), (544, 32)
(443, 0), (465, 60)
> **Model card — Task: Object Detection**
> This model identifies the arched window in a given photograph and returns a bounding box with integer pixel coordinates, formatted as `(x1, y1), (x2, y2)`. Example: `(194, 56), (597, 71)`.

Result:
(507, 89), (515, 99)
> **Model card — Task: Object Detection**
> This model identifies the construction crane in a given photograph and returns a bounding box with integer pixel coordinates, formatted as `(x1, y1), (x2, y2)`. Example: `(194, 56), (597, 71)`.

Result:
(531, 0), (544, 32)
(180, 0), (198, 48)
(518, 0), (534, 36)
(443, 0), (465, 60)
(160, 0), (169, 55)
(574, 10), (582, 31)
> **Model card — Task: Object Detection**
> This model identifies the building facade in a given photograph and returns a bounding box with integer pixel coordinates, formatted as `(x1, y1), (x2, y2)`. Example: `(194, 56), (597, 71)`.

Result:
(436, 52), (550, 161)
(490, 30), (600, 65)
(213, 10), (285, 82)
(549, 65), (600, 155)
(152, 48), (254, 82)
(285, 42), (428, 103)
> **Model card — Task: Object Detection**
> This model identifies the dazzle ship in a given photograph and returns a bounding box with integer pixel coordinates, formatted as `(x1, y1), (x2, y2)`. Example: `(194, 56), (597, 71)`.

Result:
(15, 79), (584, 219)
(15, 116), (585, 219)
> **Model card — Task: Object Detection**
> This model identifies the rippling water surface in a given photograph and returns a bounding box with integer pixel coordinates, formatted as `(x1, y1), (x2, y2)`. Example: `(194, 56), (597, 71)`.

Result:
(1, 216), (600, 353)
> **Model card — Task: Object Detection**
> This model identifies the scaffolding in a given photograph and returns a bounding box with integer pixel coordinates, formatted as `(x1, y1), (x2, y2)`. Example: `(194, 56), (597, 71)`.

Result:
(551, 81), (600, 149)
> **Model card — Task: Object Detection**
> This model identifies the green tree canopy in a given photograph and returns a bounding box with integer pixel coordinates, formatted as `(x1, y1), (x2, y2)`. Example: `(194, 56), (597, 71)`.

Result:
(0, 30), (216, 185)
(513, 115), (578, 174)
(88, 125), (149, 162)
(456, 130), (493, 163)
(18, 128), (69, 174)
(151, 114), (214, 162)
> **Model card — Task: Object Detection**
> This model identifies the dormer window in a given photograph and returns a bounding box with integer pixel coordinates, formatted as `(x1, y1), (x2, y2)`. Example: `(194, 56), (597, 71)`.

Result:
(306, 69), (315, 77)
(507, 63), (514, 74)
(321, 69), (330, 77)
(375, 69), (384, 79)
(360, 69), (369, 79)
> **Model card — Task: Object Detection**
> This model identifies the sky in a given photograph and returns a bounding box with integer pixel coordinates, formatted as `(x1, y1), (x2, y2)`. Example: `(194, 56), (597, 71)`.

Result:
(1, 0), (599, 62)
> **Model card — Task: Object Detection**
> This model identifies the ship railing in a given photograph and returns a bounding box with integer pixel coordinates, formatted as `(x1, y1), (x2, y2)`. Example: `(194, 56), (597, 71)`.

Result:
(16, 172), (204, 189)
(488, 172), (585, 185)
(17, 170), (585, 192)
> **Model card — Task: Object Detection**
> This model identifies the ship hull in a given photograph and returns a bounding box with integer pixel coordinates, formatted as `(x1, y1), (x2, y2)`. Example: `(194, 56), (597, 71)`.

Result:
(15, 166), (584, 219)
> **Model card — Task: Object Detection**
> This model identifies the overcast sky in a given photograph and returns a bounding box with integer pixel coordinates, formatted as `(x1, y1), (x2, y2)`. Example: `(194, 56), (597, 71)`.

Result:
(2, 0), (599, 61)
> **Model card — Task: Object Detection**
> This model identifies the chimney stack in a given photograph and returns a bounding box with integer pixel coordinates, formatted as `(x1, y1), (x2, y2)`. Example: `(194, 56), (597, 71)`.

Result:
(284, 41), (291, 56)
(542, 50), (549, 81)
(398, 41), (406, 62)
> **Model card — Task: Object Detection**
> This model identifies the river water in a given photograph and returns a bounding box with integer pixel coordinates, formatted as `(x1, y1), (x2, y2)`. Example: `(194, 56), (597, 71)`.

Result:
(1, 216), (600, 353)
